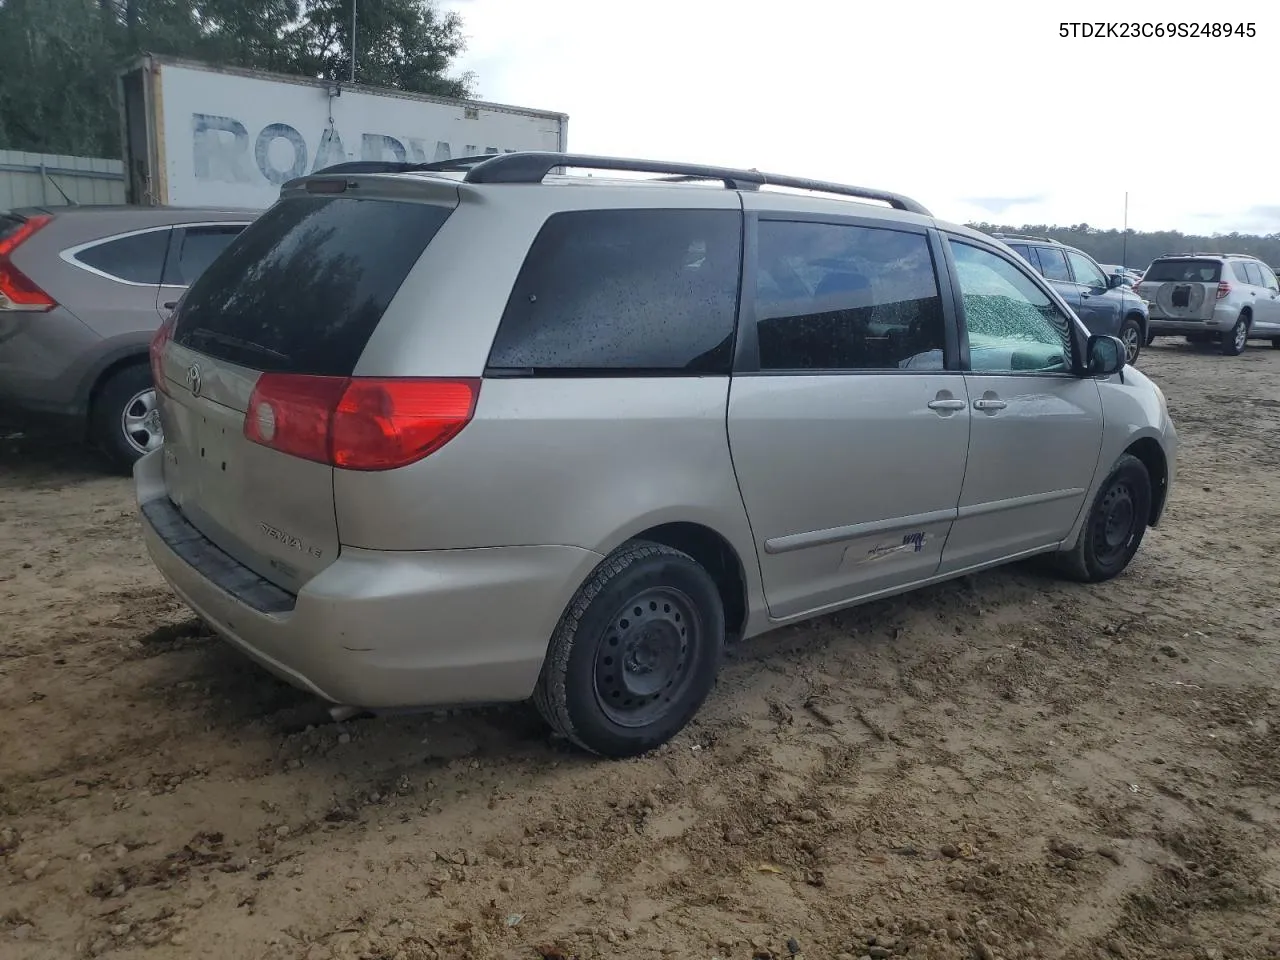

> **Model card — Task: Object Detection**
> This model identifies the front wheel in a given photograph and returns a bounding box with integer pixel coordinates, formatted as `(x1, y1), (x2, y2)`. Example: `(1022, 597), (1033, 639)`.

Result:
(1118, 316), (1143, 364)
(1221, 314), (1249, 356)
(534, 541), (725, 758)
(91, 363), (163, 474)
(1055, 454), (1152, 584)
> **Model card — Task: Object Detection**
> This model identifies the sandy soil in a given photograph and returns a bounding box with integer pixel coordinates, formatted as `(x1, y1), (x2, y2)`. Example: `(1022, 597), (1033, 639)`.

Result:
(2, 341), (1280, 960)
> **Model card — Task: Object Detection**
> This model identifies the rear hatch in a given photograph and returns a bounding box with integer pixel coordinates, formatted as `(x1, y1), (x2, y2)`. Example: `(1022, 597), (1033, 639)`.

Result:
(1138, 258), (1222, 321)
(154, 188), (456, 594)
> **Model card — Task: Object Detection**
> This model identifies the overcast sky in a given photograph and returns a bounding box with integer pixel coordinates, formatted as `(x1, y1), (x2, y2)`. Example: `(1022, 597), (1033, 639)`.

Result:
(439, 0), (1276, 236)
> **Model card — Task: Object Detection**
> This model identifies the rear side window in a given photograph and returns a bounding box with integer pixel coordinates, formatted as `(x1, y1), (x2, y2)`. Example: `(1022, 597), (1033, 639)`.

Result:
(162, 225), (246, 287)
(754, 221), (945, 371)
(1029, 246), (1072, 282)
(487, 209), (742, 374)
(173, 197), (451, 376)
(73, 228), (170, 284)
(1144, 259), (1222, 283)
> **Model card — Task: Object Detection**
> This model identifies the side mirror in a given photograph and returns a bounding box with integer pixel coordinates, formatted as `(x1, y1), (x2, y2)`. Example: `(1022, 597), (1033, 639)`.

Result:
(1106, 273), (1125, 289)
(1087, 334), (1127, 377)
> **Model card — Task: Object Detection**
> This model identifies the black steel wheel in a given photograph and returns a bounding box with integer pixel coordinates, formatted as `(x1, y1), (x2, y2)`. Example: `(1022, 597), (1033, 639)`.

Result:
(1055, 454), (1152, 583)
(534, 541), (725, 757)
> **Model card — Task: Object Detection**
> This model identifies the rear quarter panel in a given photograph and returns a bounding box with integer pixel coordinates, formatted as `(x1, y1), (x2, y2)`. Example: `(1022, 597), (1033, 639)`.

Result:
(336, 181), (765, 623)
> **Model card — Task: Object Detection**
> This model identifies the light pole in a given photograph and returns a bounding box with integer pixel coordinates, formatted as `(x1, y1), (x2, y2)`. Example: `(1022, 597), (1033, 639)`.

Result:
(1122, 191), (1129, 268)
(350, 0), (357, 83)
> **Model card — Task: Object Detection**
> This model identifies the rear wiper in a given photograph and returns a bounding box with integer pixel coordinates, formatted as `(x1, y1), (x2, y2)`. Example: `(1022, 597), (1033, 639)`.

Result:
(185, 327), (289, 363)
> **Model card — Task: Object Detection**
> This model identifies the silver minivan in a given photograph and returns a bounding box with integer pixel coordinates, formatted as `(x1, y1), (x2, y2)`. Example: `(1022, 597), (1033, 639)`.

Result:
(136, 153), (1178, 757)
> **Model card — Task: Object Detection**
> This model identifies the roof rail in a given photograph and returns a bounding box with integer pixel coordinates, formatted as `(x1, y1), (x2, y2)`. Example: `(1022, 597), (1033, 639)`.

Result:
(457, 152), (932, 215)
(991, 232), (1060, 244)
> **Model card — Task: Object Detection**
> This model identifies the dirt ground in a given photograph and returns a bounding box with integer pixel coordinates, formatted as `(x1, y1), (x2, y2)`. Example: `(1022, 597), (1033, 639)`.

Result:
(2, 341), (1279, 960)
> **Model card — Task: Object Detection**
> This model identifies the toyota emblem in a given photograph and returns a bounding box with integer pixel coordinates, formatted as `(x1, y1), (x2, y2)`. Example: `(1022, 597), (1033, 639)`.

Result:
(185, 362), (202, 398)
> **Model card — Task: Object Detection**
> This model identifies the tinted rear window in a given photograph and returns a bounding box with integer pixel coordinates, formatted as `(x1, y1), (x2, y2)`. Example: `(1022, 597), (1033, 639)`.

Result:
(75, 229), (169, 284)
(487, 209), (742, 374)
(1143, 259), (1222, 283)
(173, 197), (451, 376)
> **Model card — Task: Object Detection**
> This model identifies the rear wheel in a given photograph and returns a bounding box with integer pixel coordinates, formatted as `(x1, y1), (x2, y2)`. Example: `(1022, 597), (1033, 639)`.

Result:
(1055, 454), (1151, 583)
(534, 541), (725, 758)
(91, 363), (162, 474)
(1118, 316), (1143, 364)
(1221, 314), (1249, 356)
(1146, 330), (1157, 346)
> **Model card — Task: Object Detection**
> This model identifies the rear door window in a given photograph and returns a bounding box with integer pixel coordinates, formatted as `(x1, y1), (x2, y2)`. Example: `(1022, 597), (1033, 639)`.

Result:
(1240, 262), (1265, 287)
(172, 197), (451, 376)
(487, 209), (742, 374)
(73, 228), (171, 284)
(162, 224), (247, 287)
(1030, 245), (1072, 282)
(752, 220), (946, 371)
(1144, 259), (1222, 283)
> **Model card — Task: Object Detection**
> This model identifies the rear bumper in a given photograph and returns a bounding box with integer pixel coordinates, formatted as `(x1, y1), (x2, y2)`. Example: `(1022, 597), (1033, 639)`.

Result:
(134, 449), (602, 709)
(1147, 303), (1234, 333)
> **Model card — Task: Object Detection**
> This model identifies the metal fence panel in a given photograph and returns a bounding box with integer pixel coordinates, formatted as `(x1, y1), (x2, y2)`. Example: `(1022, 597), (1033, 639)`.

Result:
(0, 150), (126, 210)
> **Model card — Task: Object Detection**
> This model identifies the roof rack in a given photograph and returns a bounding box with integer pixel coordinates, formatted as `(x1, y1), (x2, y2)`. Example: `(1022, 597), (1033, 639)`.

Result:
(991, 233), (1060, 244)
(456, 152), (932, 215)
(311, 152), (932, 215)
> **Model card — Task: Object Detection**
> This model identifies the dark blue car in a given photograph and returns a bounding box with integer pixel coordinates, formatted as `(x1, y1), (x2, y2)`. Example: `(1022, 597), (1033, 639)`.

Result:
(993, 234), (1150, 364)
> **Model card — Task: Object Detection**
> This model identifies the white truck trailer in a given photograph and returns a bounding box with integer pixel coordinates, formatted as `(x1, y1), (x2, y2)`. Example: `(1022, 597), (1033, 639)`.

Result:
(118, 55), (569, 209)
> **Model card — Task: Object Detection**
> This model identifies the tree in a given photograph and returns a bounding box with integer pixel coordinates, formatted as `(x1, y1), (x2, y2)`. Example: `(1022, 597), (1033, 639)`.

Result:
(290, 0), (473, 97)
(969, 222), (1280, 270)
(0, 0), (473, 157)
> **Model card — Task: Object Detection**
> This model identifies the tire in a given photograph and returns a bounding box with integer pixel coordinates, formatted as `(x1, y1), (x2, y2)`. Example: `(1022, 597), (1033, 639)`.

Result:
(1221, 314), (1249, 356)
(91, 363), (163, 474)
(1055, 454), (1152, 584)
(1118, 316), (1143, 364)
(1146, 330), (1157, 347)
(533, 540), (725, 758)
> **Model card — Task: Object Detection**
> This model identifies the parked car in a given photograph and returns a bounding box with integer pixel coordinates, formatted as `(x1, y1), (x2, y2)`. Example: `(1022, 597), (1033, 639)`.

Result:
(0, 205), (255, 468)
(993, 235), (1150, 363)
(1136, 253), (1280, 354)
(137, 152), (1178, 758)
(1097, 264), (1142, 288)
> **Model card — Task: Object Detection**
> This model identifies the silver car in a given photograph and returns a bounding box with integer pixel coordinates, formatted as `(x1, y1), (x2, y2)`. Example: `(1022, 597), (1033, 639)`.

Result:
(1138, 253), (1280, 354)
(136, 152), (1178, 757)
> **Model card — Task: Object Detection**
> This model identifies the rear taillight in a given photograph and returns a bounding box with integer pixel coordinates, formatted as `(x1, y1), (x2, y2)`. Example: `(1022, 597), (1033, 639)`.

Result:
(0, 214), (56, 312)
(244, 375), (480, 471)
(1216, 282), (1231, 300)
(150, 314), (175, 395)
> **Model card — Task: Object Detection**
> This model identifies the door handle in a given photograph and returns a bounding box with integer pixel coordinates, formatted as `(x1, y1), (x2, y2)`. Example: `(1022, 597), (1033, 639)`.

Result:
(928, 398), (967, 411)
(973, 398), (1007, 411)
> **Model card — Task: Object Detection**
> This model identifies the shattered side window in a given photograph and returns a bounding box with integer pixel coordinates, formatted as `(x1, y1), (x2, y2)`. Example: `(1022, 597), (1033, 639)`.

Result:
(950, 241), (1075, 374)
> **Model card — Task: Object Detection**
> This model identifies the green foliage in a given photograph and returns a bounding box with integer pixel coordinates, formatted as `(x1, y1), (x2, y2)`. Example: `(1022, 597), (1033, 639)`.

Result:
(970, 222), (1280, 270)
(0, 0), (473, 157)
